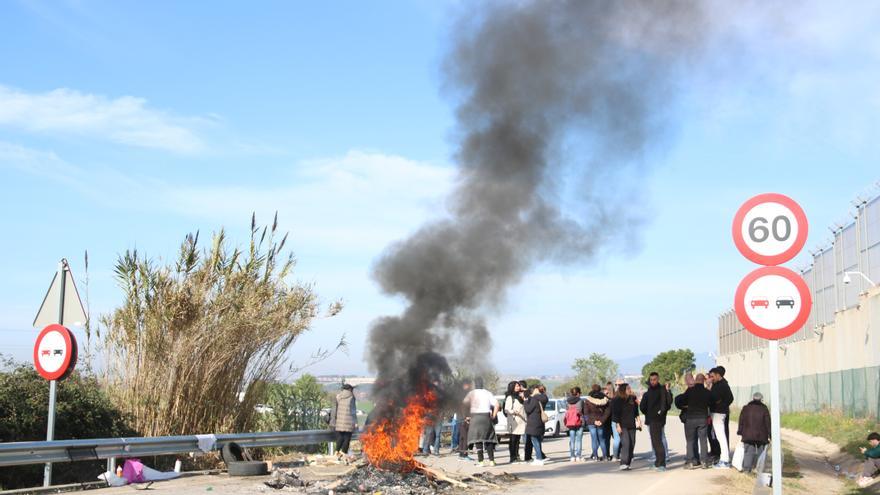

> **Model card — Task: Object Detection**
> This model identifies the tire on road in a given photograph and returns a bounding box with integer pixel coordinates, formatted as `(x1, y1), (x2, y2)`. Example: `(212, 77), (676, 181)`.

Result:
(227, 460), (268, 477)
(221, 442), (252, 464)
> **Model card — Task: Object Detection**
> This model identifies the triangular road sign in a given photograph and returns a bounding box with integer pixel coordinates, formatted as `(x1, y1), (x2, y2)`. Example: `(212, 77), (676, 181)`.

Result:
(33, 260), (88, 328)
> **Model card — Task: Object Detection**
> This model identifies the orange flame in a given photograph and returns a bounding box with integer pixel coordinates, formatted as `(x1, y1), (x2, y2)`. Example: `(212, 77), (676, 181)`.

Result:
(361, 389), (437, 471)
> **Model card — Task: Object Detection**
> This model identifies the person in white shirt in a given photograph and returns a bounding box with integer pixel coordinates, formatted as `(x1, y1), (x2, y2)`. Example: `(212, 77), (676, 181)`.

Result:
(463, 377), (500, 467)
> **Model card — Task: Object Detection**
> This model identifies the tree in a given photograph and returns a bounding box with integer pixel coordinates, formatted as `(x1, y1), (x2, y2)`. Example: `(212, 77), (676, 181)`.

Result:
(572, 353), (619, 389)
(0, 356), (135, 489)
(260, 375), (328, 432)
(640, 349), (695, 391)
(101, 215), (342, 437)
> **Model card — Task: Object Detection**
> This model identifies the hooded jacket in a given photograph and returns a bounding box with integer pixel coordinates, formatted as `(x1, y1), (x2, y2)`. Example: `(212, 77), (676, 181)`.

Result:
(584, 392), (611, 426)
(737, 399), (771, 445)
(640, 384), (673, 425)
(710, 378), (734, 415)
(330, 388), (357, 433)
(524, 393), (549, 437)
(565, 396), (587, 428)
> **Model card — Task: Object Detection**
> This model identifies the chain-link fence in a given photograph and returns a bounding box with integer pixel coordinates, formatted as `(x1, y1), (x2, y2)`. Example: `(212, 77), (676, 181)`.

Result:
(719, 193), (880, 355)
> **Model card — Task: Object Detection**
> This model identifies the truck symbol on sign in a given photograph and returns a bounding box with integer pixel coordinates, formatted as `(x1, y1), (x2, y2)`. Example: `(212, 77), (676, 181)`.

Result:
(776, 297), (795, 308)
(750, 299), (770, 309)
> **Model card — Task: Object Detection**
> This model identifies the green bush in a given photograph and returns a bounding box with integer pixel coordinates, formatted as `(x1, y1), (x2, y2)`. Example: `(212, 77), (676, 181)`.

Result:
(0, 356), (136, 490)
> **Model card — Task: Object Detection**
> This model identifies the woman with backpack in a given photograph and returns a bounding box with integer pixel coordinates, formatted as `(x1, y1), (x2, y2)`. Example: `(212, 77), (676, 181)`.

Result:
(503, 381), (527, 463)
(565, 387), (588, 462)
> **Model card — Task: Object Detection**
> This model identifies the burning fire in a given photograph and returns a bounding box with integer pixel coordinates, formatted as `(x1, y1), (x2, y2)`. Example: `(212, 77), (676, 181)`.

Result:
(361, 389), (437, 471)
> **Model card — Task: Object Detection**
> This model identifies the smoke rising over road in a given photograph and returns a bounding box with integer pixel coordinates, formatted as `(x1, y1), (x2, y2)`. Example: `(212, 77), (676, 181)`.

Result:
(366, 1), (714, 409)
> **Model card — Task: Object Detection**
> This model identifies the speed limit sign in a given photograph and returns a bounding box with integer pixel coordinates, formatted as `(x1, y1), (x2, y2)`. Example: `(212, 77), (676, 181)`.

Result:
(732, 193), (808, 266)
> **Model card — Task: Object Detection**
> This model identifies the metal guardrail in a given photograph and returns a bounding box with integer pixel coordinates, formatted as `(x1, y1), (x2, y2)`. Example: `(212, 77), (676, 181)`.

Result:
(0, 430), (339, 467)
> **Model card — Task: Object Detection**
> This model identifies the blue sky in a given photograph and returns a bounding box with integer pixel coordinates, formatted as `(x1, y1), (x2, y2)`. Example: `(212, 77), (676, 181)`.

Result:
(1, 1), (879, 377)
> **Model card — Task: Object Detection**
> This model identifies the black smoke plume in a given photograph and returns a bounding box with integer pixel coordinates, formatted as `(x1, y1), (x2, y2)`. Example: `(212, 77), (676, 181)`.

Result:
(367, 1), (713, 418)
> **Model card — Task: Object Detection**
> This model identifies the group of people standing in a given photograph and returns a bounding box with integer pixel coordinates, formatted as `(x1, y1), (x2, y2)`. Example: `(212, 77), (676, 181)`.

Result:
(332, 364), (779, 476)
(444, 366), (766, 473)
(457, 378), (552, 467)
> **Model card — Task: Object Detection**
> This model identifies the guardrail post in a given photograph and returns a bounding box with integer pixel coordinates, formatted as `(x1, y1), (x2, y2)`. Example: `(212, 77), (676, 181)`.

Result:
(107, 457), (116, 475)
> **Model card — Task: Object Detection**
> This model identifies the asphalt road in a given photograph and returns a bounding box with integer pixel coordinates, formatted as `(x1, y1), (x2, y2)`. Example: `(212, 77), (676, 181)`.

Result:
(421, 423), (735, 495)
(91, 422), (740, 494)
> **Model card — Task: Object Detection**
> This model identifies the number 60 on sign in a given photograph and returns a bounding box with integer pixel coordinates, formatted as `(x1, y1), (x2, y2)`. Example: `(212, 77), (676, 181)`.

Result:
(732, 193), (808, 266)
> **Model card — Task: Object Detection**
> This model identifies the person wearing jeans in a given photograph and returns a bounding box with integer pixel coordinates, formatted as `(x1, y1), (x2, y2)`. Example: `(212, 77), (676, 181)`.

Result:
(422, 418), (442, 455)
(565, 387), (587, 461)
(450, 413), (459, 450)
(524, 385), (549, 466)
(585, 384), (611, 460)
(709, 367), (734, 468)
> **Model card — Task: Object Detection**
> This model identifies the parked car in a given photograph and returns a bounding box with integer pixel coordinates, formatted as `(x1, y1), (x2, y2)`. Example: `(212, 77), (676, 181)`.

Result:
(776, 297), (795, 308)
(493, 395), (510, 441)
(544, 398), (569, 437)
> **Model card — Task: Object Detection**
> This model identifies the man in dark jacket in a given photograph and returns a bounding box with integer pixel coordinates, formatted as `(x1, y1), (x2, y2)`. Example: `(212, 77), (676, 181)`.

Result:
(709, 366), (734, 468)
(640, 372), (673, 470)
(737, 392), (771, 473)
(680, 373), (713, 468)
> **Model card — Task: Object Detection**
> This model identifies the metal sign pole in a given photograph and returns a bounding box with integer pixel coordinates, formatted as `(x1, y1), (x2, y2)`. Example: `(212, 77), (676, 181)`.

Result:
(43, 261), (66, 487)
(768, 339), (782, 495)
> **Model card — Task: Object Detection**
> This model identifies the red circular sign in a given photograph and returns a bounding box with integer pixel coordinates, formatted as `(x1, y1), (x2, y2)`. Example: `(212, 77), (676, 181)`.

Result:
(734, 266), (812, 340)
(732, 193), (808, 266)
(33, 324), (77, 381)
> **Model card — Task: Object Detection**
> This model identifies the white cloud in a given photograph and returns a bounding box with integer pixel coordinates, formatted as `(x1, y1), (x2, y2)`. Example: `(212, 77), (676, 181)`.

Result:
(158, 150), (455, 253)
(1, 145), (455, 254)
(0, 85), (206, 153)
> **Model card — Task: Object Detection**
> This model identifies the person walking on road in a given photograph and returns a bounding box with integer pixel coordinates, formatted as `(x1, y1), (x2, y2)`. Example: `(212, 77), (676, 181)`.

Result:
(329, 383), (357, 455)
(612, 383), (641, 470)
(565, 387), (587, 462)
(737, 392), (771, 474)
(525, 384), (549, 466)
(679, 373), (712, 468)
(463, 377), (500, 467)
(586, 384), (612, 461)
(709, 367), (735, 468)
(503, 381), (527, 464)
(640, 372), (673, 471)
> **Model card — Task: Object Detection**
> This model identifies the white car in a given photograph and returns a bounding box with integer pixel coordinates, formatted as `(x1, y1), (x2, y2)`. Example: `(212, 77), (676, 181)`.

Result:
(492, 396), (569, 440)
(543, 398), (569, 437)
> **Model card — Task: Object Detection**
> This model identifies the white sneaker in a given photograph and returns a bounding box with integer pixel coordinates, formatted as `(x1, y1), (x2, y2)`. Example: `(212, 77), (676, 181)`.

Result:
(570, 457), (575, 462)
(530, 459), (545, 466)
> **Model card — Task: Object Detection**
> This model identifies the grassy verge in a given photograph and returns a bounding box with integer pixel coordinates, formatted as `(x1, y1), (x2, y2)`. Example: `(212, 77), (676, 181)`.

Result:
(779, 411), (880, 458)
(730, 408), (879, 458)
